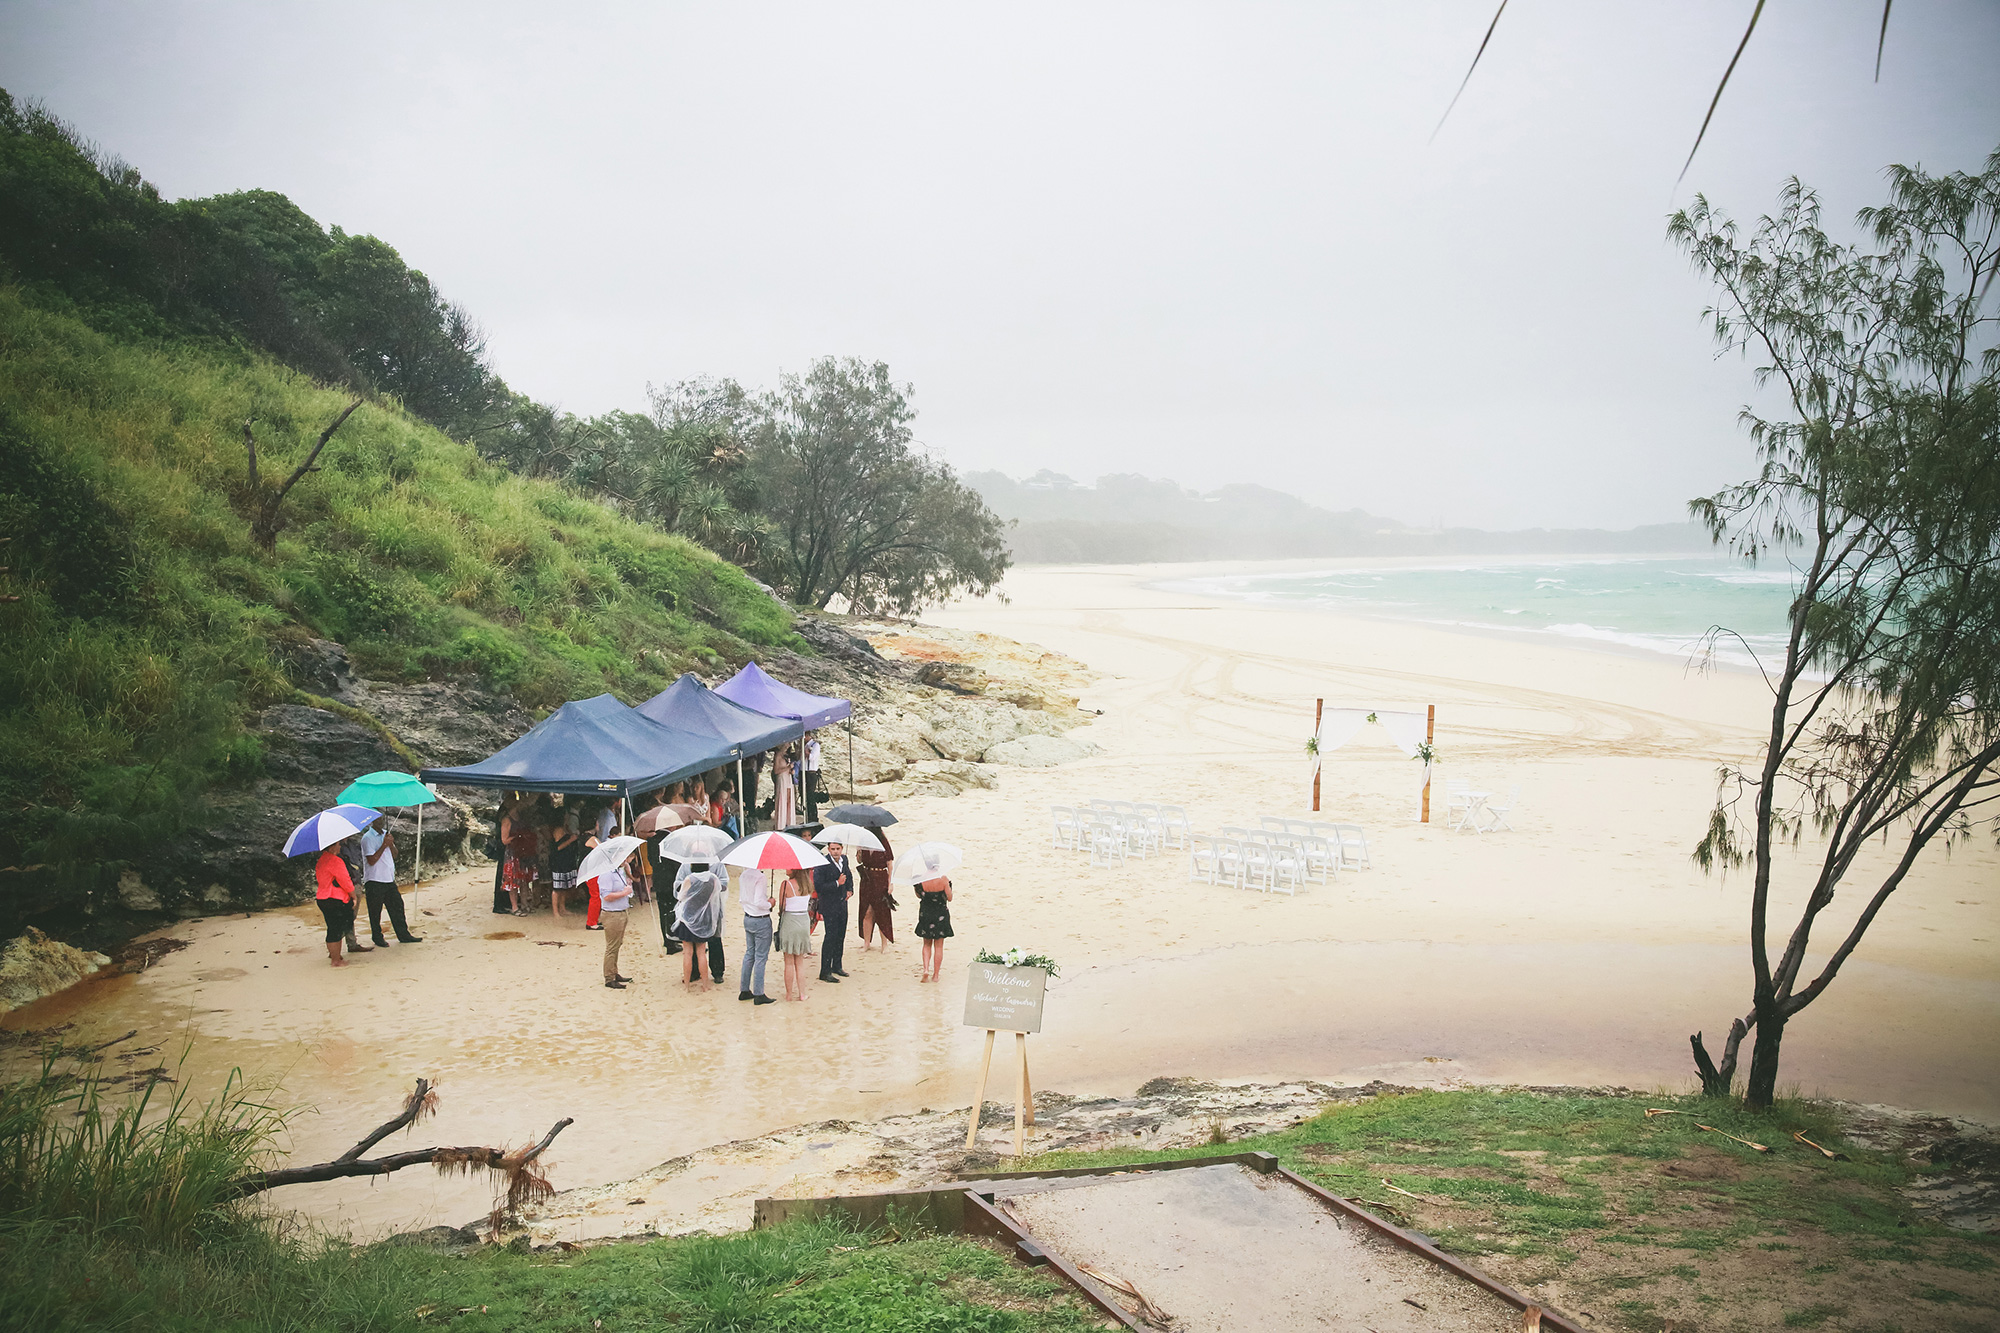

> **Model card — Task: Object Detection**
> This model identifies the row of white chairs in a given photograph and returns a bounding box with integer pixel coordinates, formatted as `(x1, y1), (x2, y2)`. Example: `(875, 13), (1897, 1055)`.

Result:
(1189, 820), (1371, 895)
(1254, 816), (1371, 868)
(1050, 801), (1193, 867)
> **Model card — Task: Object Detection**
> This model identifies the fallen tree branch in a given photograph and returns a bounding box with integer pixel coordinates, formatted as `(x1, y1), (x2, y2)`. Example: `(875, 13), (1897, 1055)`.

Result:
(339, 1078), (437, 1162)
(226, 1076), (573, 1207)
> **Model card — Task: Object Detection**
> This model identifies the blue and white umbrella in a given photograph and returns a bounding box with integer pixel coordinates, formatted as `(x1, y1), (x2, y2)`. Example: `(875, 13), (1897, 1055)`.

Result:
(283, 804), (384, 857)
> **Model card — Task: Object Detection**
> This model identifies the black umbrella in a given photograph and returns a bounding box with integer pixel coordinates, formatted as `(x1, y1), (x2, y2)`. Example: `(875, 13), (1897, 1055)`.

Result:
(825, 802), (897, 827)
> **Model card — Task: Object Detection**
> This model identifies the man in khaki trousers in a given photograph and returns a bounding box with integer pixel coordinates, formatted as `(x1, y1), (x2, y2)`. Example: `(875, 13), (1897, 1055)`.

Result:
(599, 855), (635, 989)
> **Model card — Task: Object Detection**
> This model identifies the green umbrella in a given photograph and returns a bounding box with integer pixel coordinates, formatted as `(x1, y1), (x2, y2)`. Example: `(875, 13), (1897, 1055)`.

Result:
(337, 771), (438, 887)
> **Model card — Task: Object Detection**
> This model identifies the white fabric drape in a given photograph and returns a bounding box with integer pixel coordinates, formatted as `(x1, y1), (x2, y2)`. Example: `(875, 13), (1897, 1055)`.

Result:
(1375, 710), (1429, 757)
(1315, 708), (1370, 754)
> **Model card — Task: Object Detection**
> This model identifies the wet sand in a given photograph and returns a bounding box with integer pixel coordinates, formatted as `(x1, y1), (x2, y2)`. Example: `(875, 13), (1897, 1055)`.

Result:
(6, 559), (1996, 1238)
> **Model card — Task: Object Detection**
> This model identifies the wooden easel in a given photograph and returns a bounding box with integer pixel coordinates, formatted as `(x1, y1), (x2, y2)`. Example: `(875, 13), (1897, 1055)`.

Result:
(965, 1029), (1035, 1155)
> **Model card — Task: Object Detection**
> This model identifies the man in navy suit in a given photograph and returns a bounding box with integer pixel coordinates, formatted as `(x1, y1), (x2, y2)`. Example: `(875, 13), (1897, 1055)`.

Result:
(811, 841), (852, 982)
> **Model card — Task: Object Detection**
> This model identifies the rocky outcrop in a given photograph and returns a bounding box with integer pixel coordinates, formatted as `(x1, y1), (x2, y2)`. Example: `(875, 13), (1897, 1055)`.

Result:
(121, 620), (1094, 924)
(127, 642), (516, 920)
(0, 926), (112, 1015)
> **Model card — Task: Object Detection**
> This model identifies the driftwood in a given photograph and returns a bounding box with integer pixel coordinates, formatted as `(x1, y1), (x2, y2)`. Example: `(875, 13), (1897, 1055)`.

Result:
(228, 1078), (574, 1230)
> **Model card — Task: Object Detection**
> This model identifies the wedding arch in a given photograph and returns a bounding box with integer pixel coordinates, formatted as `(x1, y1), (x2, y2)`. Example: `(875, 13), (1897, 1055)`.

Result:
(1308, 702), (1438, 822)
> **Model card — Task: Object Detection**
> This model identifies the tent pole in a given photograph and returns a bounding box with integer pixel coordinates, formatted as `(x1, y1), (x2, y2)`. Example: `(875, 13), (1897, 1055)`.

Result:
(414, 803), (423, 913)
(847, 720), (854, 803)
(735, 757), (745, 835)
(805, 730), (816, 825)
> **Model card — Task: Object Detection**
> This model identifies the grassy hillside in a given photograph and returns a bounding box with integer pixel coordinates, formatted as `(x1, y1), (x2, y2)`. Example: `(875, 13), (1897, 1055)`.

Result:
(0, 288), (796, 907)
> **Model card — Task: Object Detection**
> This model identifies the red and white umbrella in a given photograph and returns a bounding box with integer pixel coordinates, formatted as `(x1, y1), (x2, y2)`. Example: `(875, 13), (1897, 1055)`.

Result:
(720, 831), (828, 871)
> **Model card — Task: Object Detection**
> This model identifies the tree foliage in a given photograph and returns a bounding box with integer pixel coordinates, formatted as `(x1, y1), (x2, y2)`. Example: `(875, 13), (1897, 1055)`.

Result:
(0, 91), (506, 439)
(1672, 149), (2000, 1109)
(745, 357), (1010, 613)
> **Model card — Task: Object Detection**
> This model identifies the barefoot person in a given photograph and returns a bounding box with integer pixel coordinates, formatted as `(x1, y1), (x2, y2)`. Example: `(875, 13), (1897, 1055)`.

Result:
(777, 869), (813, 1001)
(672, 860), (726, 989)
(914, 874), (953, 983)
(856, 826), (895, 950)
(315, 839), (359, 968)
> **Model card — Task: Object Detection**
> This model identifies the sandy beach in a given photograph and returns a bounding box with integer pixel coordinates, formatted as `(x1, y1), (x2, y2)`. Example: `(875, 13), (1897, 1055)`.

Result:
(7, 559), (1996, 1241)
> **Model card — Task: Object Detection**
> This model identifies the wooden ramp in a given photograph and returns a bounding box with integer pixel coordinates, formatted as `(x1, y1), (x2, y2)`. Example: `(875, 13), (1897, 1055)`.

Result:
(756, 1151), (1582, 1332)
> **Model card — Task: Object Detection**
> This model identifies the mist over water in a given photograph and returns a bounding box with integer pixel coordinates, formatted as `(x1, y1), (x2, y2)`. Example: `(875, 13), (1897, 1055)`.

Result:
(1164, 555), (1799, 670)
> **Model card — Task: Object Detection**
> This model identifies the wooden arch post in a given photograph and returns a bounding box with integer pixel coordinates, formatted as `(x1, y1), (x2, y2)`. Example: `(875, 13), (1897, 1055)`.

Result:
(1420, 704), (1436, 824)
(1311, 698), (1323, 812)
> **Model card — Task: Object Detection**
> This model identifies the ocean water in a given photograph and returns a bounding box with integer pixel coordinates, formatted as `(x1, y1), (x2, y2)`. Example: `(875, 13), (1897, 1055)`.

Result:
(1162, 555), (1800, 669)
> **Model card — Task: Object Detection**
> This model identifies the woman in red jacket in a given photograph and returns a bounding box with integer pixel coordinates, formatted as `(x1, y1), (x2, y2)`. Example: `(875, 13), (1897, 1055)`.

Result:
(316, 842), (358, 967)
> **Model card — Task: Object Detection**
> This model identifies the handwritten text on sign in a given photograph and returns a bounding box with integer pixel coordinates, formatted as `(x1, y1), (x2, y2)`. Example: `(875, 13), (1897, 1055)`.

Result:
(962, 963), (1047, 1033)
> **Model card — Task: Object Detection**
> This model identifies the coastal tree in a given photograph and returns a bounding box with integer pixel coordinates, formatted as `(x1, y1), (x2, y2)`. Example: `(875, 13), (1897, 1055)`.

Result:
(1673, 150), (2000, 1109)
(747, 357), (1009, 613)
(241, 397), (363, 550)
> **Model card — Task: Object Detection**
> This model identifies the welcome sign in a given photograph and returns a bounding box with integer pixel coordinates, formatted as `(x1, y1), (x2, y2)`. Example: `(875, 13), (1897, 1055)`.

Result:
(962, 962), (1047, 1033)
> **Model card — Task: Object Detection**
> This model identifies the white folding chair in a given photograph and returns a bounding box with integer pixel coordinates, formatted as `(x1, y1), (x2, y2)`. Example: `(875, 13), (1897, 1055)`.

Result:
(1258, 815), (1290, 833)
(1050, 805), (1081, 851)
(1155, 804), (1193, 850)
(1445, 778), (1478, 832)
(1265, 840), (1302, 894)
(1332, 824), (1371, 870)
(1215, 837), (1248, 889)
(1298, 834), (1337, 884)
(1189, 833), (1221, 884)
(1089, 816), (1130, 867)
(1238, 837), (1274, 891)
(1479, 785), (1521, 833)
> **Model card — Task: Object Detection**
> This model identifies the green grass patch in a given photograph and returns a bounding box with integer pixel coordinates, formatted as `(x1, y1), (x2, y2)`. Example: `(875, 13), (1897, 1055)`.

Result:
(0, 286), (804, 913)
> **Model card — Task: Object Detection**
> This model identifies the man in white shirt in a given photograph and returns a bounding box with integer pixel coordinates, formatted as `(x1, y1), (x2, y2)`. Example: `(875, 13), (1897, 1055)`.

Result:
(360, 819), (422, 947)
(736, 867), (776, 1005)
(600, 855), (635, 990)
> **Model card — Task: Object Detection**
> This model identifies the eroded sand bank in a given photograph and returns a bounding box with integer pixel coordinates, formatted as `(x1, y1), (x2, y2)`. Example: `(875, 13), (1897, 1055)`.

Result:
(6, 560), (1995, 1239)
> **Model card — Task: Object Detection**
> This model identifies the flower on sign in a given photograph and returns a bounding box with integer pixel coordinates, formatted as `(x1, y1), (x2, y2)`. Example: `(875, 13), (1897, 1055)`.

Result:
(975, 947), (1061, 978)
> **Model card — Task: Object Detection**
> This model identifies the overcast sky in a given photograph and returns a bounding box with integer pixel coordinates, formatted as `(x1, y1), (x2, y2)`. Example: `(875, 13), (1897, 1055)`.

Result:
(4, 2), (1996, 530)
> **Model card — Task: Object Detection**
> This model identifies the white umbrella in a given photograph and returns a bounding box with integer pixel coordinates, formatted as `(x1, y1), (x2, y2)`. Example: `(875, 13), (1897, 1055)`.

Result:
(661, 825), (733, 860)
(890, 841), (964, 885)
(811, 822), (884, 851)
(576, 835), (644, 883)
(721, 831), (828, 871)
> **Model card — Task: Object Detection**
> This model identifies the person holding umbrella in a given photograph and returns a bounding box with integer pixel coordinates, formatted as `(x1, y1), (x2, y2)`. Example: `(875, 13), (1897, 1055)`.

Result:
(284, 803), (383, 968)
(672, 860), (726, 988)
(316, 839), (360, 967)
(720, 831), (828, 1002)
(360, 815), (422, 947)
(811, 838), (852, 983)
(894, 842), (964, 984)
(576, 834), (643, 989)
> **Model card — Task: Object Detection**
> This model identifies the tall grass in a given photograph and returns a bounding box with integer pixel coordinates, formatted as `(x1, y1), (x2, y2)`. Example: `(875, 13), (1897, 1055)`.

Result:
(0, 1051), (284, 1245)
(0, 285), (801, 913)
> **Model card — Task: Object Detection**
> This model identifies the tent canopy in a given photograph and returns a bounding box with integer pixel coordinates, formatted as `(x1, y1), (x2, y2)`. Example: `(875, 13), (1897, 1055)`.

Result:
(713, 661), (851, 730)
(636, 673), (802, 759)
(420, 694), (728, 797)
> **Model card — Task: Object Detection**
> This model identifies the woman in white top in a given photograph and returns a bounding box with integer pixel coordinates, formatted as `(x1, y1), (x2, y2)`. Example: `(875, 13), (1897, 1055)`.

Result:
(775, 868), (813, 1000)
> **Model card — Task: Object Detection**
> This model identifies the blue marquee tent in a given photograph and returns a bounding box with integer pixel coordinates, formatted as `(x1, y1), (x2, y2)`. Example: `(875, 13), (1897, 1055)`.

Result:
(635, 673), (800, 759)
(713, 661), (852, 729)
(419, 693), (726, 798)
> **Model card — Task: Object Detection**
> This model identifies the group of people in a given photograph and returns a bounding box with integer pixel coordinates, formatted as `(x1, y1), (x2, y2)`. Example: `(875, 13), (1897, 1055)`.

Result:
(490, 778), (741, 922)
(640, 826), (956, 1000)
(312, 814), (423, 966)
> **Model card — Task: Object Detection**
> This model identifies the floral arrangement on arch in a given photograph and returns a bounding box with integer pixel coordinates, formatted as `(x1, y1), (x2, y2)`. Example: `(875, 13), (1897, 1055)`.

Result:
(974, 947), (1060, 978)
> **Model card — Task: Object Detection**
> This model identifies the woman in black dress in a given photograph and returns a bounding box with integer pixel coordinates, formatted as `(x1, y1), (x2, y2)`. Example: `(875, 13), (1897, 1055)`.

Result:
(913, 875), (952, 984)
